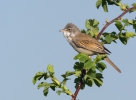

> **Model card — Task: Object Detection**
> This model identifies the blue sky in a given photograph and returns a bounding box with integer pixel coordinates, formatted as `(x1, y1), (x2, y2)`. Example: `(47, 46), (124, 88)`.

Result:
(0, 0), (136, 100)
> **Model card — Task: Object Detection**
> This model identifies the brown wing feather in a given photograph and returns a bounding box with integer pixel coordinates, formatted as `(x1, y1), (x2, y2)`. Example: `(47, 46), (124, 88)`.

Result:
(72, 33), (108, 54)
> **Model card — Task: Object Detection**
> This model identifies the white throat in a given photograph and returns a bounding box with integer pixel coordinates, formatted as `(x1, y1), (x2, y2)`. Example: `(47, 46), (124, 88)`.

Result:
(63, 31), (75, 41)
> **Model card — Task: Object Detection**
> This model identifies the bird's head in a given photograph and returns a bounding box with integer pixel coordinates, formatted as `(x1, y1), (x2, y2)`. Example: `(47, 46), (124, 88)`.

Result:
(59, 23), (80, 38)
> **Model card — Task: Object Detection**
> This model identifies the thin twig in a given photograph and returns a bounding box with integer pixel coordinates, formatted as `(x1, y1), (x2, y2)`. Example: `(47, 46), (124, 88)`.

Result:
(97, 6), (136, 40)
(72, 69), (86, 100)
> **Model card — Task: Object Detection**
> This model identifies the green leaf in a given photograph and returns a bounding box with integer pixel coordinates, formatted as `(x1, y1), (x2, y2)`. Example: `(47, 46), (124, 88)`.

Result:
(119, 33), (127, 44)
(32, 71), (46, 84)
(96, 0), (102, 9)
(84, 59), (93, 70)
(47, 64), (54, 76)
(86, 79), (93, 87)
(116, 2), (128, 10)
(61, 71), (75, 78)
(85, 19), (99, 37)
(74, 62), (84, 70)
(115, 20), (123, 31)
(38, 82), (49, 89)
(81, 29), (86, 33)
(61, 85), (72, 95)
(133, 24), (136, 32)
(119, 32), (136, 45)
(50, 86), (55, 91)
(94, 54), (107, 64)
(96, 73), (103, 78)
(102, 0), (108, 12)
(102, 32), (117, 44)
(122, 19), (130, 26)
(105, 35), (114, 43)
(125, 32), (136, 38)
(74, 53), (89, 63)
(61, 78), (69, 85)
(56, 90), (62, 95)
(75, 70), (81, 77)
(85, 19), (99, 28)
(43, 87), (49, 96)
(74, 77), (80, 83)
(91, 27), (99, 35)
(96, 62), (106, 72)
(94, 78), (103, 87)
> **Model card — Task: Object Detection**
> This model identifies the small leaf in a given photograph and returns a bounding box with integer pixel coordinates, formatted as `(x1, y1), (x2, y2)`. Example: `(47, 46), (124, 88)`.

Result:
(96, 73), (103, 78)
(91, 27), (99, 35)
(85, 19), (99, 28)
(102, 32), (117, 44)
(105, 35), (114, 43)
(56, 90), (62, 95)
(133, 24), (136, 32)
(125, 32), (136, 38)
(96, 0), (102, 9)
(94, 54), (107, 64)
(85, 20), (91, 29)
(93, 78), (103, 87)
(81, 29), (86, 33)
(43, 87), (49, 96)
(116, 2), (127, 10)
(32, 71), (46, 84)
(122, 19), (130, 26)
(115, 20), (123, 31)
(119, 33), (127, 45)
(37, 82), (49, 89)
(86, 79), (93, 87)
(102, 0), (108, 12)
(73, 62), (84, 70)
(61, 71), (75, 78)
(61, 78), (69, 85)
(96, 62), (106, 72)
(75, 70), (81, 77)
(85, 19), (99, 37)
(84, 59), (93, 70)
(74, 53), (89, 63)
(119, 32), (136, 45)
(50, 86), (55, 91)
(47, 64), (54, 76)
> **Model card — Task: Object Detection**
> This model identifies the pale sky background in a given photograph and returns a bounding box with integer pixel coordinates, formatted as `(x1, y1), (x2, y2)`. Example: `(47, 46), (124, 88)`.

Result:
(0, 0), (136, 100)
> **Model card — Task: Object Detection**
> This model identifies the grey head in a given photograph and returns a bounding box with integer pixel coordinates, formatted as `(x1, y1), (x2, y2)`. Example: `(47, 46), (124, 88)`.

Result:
(60, 23), (81, 39)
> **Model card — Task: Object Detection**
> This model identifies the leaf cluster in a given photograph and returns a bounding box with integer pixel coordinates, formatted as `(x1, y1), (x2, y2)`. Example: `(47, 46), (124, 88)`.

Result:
(73, 53), (106, 88)
(96, 0), (136, 12)
(82, 18), (136, 45)
(32, 65), (72, 96)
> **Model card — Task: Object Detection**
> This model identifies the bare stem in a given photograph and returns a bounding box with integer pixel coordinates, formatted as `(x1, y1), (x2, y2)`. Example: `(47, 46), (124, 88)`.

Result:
(71, 69), (86, 100)
(97, 6), (136, 40)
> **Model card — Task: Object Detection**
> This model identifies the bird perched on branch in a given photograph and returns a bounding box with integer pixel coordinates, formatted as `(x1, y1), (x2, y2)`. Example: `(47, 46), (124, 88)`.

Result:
(60, 23), (121, 73)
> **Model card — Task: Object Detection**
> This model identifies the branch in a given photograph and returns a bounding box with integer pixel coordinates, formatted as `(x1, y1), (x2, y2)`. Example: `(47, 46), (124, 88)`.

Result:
(97, 6), (136, 40)
(71, 69), (86, 100)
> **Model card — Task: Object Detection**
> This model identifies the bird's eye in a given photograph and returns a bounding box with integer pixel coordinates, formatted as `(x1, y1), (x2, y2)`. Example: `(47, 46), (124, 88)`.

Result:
(68, 28), (71, 32)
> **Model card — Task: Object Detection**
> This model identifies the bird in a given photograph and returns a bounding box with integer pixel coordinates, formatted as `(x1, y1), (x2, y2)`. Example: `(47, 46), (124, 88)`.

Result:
(60, 23), (121, 73)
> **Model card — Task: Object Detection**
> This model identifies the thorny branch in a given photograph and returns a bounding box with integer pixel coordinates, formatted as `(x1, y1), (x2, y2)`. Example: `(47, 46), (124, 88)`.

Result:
(97, 6), (136, 40)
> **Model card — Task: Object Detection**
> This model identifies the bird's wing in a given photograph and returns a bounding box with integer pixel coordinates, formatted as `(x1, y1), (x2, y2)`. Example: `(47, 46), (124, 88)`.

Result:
(72, 33), (108, 54)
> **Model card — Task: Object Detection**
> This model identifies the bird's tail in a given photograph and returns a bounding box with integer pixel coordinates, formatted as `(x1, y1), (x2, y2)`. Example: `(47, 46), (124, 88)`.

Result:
(104, 57), (121, 73)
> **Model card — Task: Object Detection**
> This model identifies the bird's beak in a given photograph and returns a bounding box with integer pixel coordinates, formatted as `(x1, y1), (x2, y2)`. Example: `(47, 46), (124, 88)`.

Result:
(59, 29), (65, 32)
